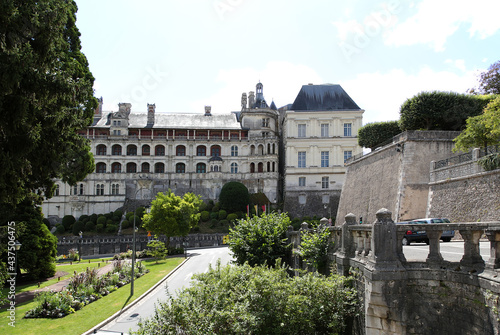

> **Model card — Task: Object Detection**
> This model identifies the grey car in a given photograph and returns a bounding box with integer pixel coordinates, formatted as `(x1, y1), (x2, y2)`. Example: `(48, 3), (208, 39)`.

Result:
(399, 218), (455, 245)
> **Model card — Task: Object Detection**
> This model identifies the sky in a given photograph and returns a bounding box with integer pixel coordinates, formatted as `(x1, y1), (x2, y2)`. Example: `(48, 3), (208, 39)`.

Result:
(74, 0), (500, 124)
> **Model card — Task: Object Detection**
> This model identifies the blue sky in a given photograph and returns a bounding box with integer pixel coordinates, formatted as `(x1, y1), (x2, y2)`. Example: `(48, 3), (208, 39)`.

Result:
(74, 0), (500, 124)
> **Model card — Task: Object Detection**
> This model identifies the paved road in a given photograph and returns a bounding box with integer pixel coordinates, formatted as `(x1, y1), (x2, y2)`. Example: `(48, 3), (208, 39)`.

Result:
(97, 246), (232, 334)
(402, 240), (490, 262)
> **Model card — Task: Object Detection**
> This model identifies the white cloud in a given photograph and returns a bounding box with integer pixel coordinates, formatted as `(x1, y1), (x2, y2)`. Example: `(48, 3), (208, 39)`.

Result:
(384, 0), (500, 51)
(190, 62), (324, 113)
(342, 66), (476, 124)
(445, 59), (466, 72)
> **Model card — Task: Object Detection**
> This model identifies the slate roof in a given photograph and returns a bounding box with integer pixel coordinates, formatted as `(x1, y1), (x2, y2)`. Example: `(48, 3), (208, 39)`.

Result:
(93, 112), (242, 130)
(290, 84), (361, 111)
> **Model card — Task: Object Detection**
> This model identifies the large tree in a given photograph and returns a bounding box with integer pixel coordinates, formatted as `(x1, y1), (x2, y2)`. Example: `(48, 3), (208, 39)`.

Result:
(469, 60), (500, 95)
(0, 0), (97, 205)
(142, 191), (203, 247)
(358, 121), (401, 150)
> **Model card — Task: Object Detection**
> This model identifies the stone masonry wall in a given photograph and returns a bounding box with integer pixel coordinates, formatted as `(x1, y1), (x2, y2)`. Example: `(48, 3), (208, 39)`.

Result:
(428, 170), (500, 222)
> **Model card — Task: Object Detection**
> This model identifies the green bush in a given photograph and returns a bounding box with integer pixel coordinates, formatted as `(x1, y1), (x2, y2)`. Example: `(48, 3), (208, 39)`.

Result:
(226, 213), (238, 222)
(358, 121), (401, 150)
(219, 219), (229, 226)
(85, 221), (96, 232)
(72, 220), (85, 236)
(55, 224), (65, 234)
(79, 215), (89, 223)
(135, 262), (359, 335)
(212, 202), (220, 212)
(219, 181), (249, 213)
(210, 219), (218, 228)
(62, 215), (76, 230)
(106, 224), (118, 234)
(114, 209), (123, 218)
(112, 215), (121, 223)
(121, 220), (130, 229)
(96, 224), (104, 233)
(42, 218), (51, 230)
(90, 214), (98, 223)
(209, 212), (218, 220)
(96, 216), (107, 227)
(218, 209), (227, 220)
(106, 219), (114, 227)
(126, 212), (134, 221)
(200, 211), (210, 222)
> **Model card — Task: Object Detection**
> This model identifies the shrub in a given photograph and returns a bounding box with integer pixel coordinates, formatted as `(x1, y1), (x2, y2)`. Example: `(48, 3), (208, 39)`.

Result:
(79, 215), (89, 223)
(212, 202), (220, 212)
(200, 211), (210, 222)
(55, 224), (65, 234)
(147, 240), (168, 263)
(62, 215), (76, 230)
(96, 224), (104, 233)
(121, 220), (130, 229)
(112, 215), (121, 223)
(218, 209), (227, 220)
(219, 181), (250, 213)
(114, 209), (123, 218)
(96, 216), (107, 227)
(106, 224), (118, 234)
(85, 221), (96, 232)
(219, 219), (229, 226)
(226, 213), (238, 222)
(126, 212), (134, 221)
(358, 121), (401, 150)
(210, 219), (218, 228)
(209, 212), (218, 220)
(297, 224), (331, 274)
(72, 220), (85, 236)
(90, 214), (98, 223)
(42, 218), (51, 230)
(106, 219), (114, 227)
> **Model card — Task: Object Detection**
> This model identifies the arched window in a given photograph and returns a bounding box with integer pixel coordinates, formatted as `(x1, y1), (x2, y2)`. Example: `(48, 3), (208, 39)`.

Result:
(155, 162), (165, 173)
(96, 163), (106, 173)
(96, 144), (107, 156)
(141, 162), (150, 173)
(258, 162), (264, 173)
(96, 184), (104, 196)
(54, 184), (60, 196)
(231, 163), (238, 173)
(155, 145), (165, 156)
(267, 162), (271, 172)
(272, 144), (276, 154)
(258, 145), (264, 155)
(250, 145), (255, 155)
(79, 183), (84, 195)
(71, 184), (78, 195)
(176, 145), (186, 156)
(111, 184), (120, 195)
(231, 145), (238, 157)
(197, 145), (206, 156)
(176, 163), (185, 173)
(250, 162), (255, 173)
(267, 143), (271, 154)
(210, 145), (221, 157)
(126, 162), (137, 173)
(111, 162), (121, 173)
(127, 145), (137, 156)
(196, 163), (206, 173)
(211, 165), (220, 172)
(112, 144), (122, 156)
(272, 162), (276, 172)
(142, 145), (150, 156)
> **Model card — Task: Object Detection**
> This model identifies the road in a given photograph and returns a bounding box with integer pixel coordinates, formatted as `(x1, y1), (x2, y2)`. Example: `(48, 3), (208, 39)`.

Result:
(402, 240), (490, 262)
(97, 246), (232, 335)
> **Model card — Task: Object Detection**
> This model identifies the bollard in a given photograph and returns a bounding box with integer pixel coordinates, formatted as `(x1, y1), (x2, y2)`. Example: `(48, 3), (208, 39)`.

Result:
(58, 276), (60, 281)
(38, 282), (40, 288)
(98, 263), (100, 268)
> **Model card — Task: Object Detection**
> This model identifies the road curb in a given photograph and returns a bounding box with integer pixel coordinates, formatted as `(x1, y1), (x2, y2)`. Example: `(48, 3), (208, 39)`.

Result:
(83, 256), (190, 335)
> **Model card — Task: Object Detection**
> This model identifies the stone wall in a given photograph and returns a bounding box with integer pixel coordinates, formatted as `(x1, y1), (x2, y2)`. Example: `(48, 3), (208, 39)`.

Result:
(283, 190), (341, 220)
(428, 170), (500, 222)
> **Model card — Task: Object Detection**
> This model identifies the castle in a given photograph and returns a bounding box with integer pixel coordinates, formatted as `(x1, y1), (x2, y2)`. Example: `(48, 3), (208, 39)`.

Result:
(42, 83), (364, 220)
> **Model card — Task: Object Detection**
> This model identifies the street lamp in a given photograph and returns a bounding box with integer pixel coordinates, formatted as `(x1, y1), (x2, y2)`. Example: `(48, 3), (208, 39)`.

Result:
(14, 240), (22, 279)
(131, 205), (150, 296)
(78, 231), (83, 262)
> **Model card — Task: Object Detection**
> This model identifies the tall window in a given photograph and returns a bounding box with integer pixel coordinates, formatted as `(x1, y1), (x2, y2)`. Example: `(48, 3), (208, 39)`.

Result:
(231, 162), (238, 173)
(79, 183), (84, 195)
(298, 152), (306, 168)
(126, 162), (137, 173)
(176, 145), (186, 156)
(142, 145), (150, 156)
(299, 177), (306, 187)
(261, 118), (269, 127)
(112, 144), (122, 156)
(111, 162), (121, 173)
(71, 184), (77, 195)
(322, 177), (329, 189)
(344, 150), (353, 162)
(211, 145), (221, 157)
(196, 163), (206, 173)
(155, 145), (165, 156)
(321, 124), (329, 137)
(96, 163), (106, 173)
(231, 145), (238, 157)
(96, 145), (107, 155)
(54, 184), (60, 196)
(176, 163), (185, 173)
(298, 124), (306, 138)
(155, 163), (165, 173)
(96, 184), (104, 196)
(141, 162), (150, 173)
(321, 151), (329, 167)
(344, 123), (352, 137)
(197, 146), (206, 156)
(111, 184), (119, 195)
(127, 145), (137, 156)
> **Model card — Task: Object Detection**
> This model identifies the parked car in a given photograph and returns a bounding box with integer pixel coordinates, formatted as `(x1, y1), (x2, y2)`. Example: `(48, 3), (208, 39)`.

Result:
(397, 218), (455, 245)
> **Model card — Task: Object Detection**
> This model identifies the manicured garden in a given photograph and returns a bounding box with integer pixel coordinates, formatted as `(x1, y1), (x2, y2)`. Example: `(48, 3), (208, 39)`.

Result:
(0, 257), (184, 335)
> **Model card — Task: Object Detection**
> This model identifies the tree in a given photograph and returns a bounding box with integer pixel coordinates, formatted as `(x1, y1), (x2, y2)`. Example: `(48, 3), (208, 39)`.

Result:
(218, 181), (250, 213)
(228, 212), (292, 267)
(297, 224), (332, 274)
(142, 191), (202, 248)
(470, 60), (500, 95)
(454, 96), (500, 151)
(399, 91), (493, 131)
(358, 121), (401, 150)
(133, 261), (359, 335)
(147, 238), (168, 263)
(0, 0), (97, 205)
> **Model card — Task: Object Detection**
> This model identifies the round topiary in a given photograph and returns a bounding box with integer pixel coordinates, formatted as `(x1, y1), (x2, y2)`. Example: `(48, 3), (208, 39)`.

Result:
(200, 211), (210, 222)
(227, 213), (238, 222)
(55, 224), (65, 234)
(85, 221), (96, 232)
(106, 224), (117, 234)
(96, 224), (104, 233)
(219, 182), (250, 213)
(62, 215), (76, 230)
(97, 216), (107, 227)
(218, 210), (227, 220)
(72, 220), (85, 236)
(121, 220), (130, 229)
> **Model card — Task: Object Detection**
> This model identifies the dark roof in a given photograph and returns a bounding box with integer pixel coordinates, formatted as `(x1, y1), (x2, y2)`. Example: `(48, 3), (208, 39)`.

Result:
(270, 101), (277, 110)
(290, 84), (361, 111)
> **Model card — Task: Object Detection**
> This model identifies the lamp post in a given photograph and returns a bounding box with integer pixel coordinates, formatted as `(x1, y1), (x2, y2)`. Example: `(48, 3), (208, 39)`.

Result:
(131, 204), (150, 296)
(78, 231), (83, 262)
(14, 240), (22, 280)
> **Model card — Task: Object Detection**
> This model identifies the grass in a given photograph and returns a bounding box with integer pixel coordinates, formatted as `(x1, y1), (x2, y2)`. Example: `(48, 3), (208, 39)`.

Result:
(1, 258), (113, 295)
(0, 257), (184, 335)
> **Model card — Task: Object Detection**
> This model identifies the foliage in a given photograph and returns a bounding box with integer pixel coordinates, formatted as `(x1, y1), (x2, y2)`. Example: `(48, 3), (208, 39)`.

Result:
(84, 221), (95, 232)
(399, 91), (494, 131)
(478, 153), (500, 171)
(228, 212), (292, 267)
(142, 190), (202, 247)
(249, 192), (270, 206)
(0, 0), (98, 205)
(96, 216), (107, 227)
(55, 224), (66, 234)
(134, 261), (359, 335)
(0, 261), (7, 305)
(454, 96), (500, 152)
(72, 220), (85, 236)
(62, 215), (76, 230)
(121, 220), (130, 229)
(96, 224), (104, 233)
(147, 239), (168, 263)
(358, 121), (401, 150)
(226, 213), (238, 222)
(24, 290), (82, 319)
(106, 224), (118, 234)
(218, 209), (227, 220)
(470, 60), (500, 95)
(200, 210), (210, 222)
(297, 224), (332, 274)
(219, 182), (250, 213)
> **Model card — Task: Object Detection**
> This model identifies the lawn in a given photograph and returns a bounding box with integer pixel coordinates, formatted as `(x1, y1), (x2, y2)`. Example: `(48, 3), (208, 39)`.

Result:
(0, 257), (184, 335)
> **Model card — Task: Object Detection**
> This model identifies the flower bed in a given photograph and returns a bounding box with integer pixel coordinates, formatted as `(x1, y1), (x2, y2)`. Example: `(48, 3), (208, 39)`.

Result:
(25, 260), (149, 318)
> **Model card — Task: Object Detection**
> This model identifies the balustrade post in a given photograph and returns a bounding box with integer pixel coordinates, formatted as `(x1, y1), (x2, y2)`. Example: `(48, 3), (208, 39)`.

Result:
(460, 229), (485, 268)
(371, 208), (399, 267)
(341, 213), (356, 258)
(396, 230), (407, 263)
(485, 229), (500, 269)
(425, 231), (443, 265)
(363, 231), (371, 257)
(356, 231), (364, 256)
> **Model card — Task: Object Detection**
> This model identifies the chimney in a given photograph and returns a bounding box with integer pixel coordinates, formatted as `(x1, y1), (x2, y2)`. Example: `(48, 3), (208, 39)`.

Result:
(248, 91), (255, 109)
(147, 103), (155, 126)
(205, 106), (212, 116)
(241, 93), (247, 110)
